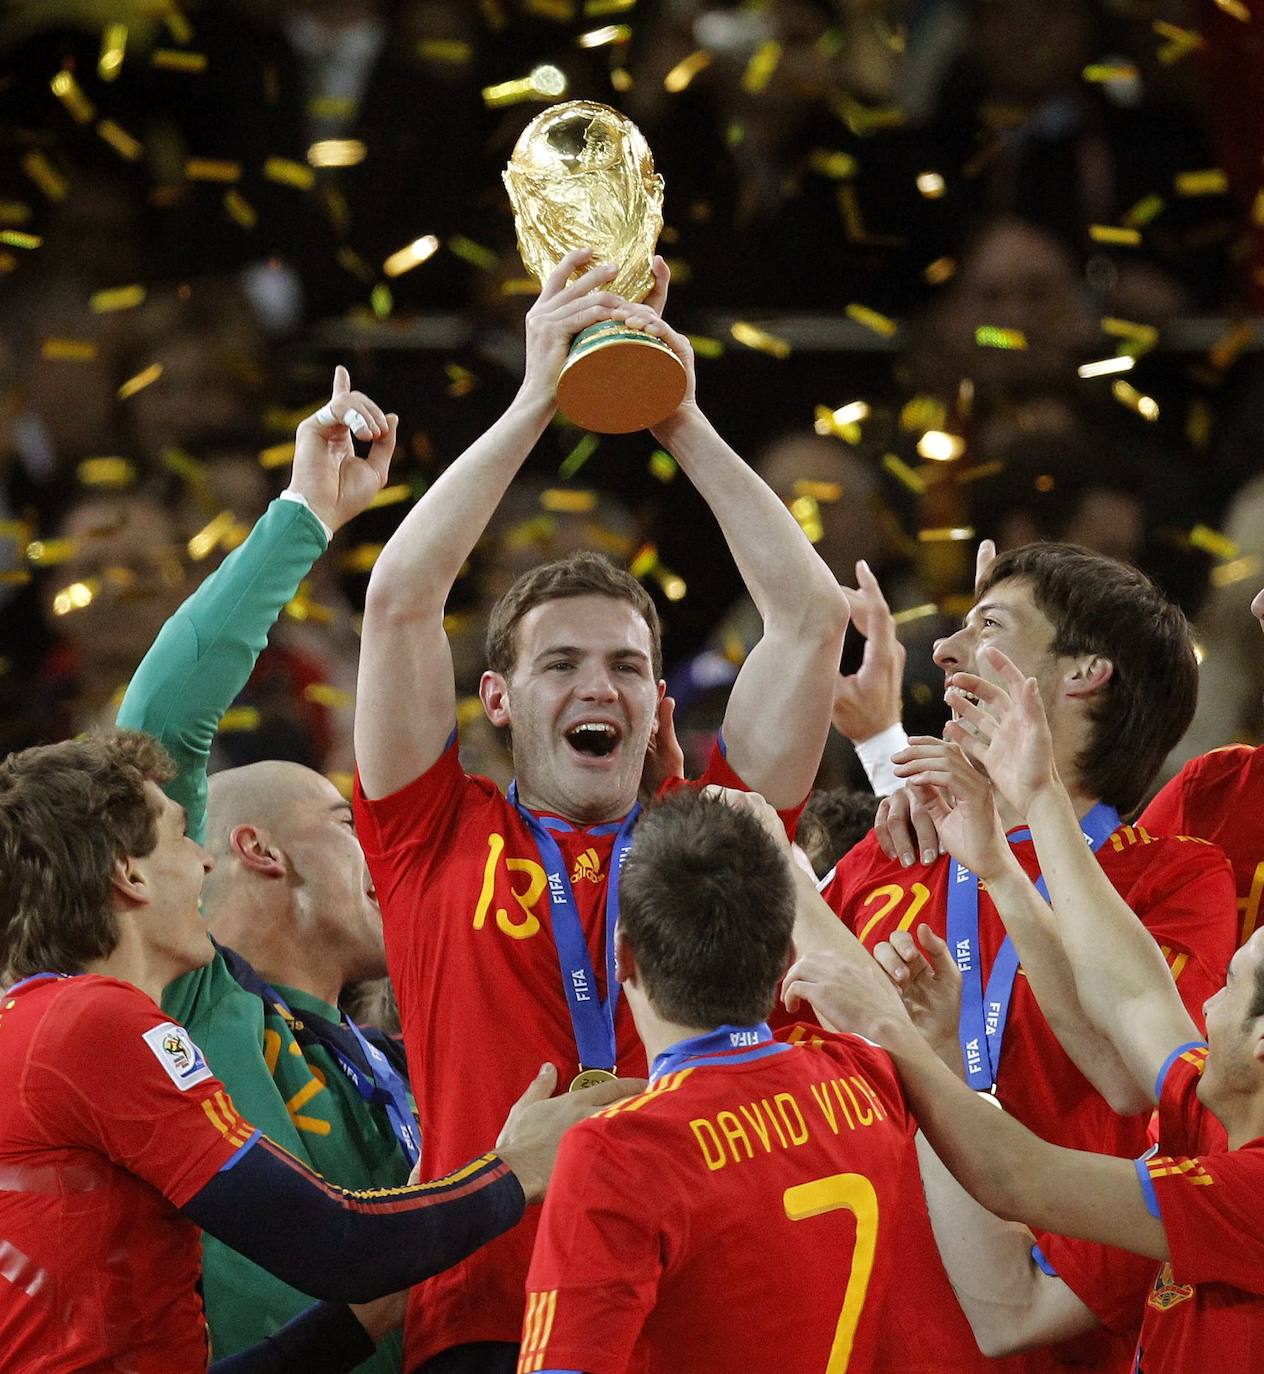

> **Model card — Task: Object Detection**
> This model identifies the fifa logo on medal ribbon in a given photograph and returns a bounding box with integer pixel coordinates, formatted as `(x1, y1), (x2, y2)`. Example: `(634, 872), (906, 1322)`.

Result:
(571, 848), (602, 884)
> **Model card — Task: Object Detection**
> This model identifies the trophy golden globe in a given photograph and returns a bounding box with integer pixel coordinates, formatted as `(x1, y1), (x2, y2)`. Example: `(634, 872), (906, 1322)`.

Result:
(504, 100), (687, 434)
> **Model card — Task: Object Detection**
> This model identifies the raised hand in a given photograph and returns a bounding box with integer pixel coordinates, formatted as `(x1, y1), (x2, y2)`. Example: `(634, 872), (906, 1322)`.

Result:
(607, 273), (699, 430)
(873, 924), (964, 1075)
(782, 947), (910, 1044)
(702, 783), (790, 849)
(520, 249), (624, 407)
(890, 736), (1010, 880)
(874, 783), (943, 869)
(833, 559), (905, 742)
(942, 646), (1059, 819)
(494, 1064), (645, 1205)
(288, 366), (397, 534)
(974, 537), (996, 592)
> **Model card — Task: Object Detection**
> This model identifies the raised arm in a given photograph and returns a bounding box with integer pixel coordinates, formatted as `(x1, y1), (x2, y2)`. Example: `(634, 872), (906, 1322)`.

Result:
(355, 251), (625, 799)
(614, 294), (849, 809)
(118, 367), (395, 842)
(946, 650), (1201, 1102)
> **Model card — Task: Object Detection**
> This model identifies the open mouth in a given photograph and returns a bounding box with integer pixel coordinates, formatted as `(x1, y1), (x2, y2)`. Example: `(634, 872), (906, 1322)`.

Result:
(565, 722), (621, 759)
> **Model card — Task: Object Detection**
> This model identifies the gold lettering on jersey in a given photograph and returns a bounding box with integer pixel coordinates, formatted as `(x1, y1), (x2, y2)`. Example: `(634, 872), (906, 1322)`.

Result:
(1240, 860), (1264, 946)
(472, 832), (545, 940)
(856, 882), (932, 945)
(688, 1091), (813, 1171)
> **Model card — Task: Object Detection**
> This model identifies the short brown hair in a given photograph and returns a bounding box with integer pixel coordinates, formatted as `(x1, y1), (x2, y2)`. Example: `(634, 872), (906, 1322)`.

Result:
(977, 544), (1197, 815)
(618, 789), (794, 1026)
(485, 550), (663, 680)
(0, 731), (175, 980)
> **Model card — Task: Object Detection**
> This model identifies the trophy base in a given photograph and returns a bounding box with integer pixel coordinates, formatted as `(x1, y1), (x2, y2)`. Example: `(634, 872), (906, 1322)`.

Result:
(557, 322), (688, 434)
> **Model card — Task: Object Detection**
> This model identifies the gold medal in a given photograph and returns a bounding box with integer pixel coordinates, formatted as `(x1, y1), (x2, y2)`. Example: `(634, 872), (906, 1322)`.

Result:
(569, 1067), (618, 1093)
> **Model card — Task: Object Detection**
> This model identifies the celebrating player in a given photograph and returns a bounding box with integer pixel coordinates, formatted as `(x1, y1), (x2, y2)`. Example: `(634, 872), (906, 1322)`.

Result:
(815, 543), (1237, 1373)
(353, 250), (850, 1372)
(787, 646), (1264, 1371)
(0, 730), (636, 1373)
(519, 787), (918, 1374)
(1142, 584), (1264, 950)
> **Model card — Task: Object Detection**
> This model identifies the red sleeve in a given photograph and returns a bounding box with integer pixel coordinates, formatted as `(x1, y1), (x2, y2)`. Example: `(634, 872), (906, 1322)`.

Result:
(1129, 839), (1237, 1032)
(521, 1118), (670, 1374)
(1034, 1232), (1153, 1337)
(352, 734), (466, 866)
(1156, 1045), (1225, 1156)
(1143, 1060), (1264, 1294)
(22, 980), (256, 1208)
(659, 735), (805, 839)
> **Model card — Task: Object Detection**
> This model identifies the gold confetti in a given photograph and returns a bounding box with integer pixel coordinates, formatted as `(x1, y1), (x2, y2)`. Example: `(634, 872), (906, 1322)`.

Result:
(303, 683), (354, 709)
(77, 458), (136, 488)
(1082, 63), (1138, 82)
(258, 442), (295, 470)
(500, 277), (538, 296)
(1210, 555), (1262, 588)
(1174, 169), (1228, 197)
(918, 527), (975, 542)
(917, 431), (966, 462)
(188, 511), (237, 561)
(743, 39), (782, 93)
(307, 139), (367, 167)
(539, 489), (598, 514)
(163, 4), (193, 43)
(0, 201), (30, 225)
(1213, 0), (1251, 20)
(630, 542), (658, 578)
(1088, 224), (1142, 245)
(1, 231), (42, 250)
(1189, 524), (1239, 561)
(483, 65), (567, 107)
(118, 364), (163, 400)
(1102, 317), (1159, 347)
(649, 449), (677, 482)
(836, 185), (867, 242)
(161, 447), (206, 484)
(1078, 355), (1136, 379)
(1209, 321), (1252, 372)
(1123, 195), (1165, 227)
(99, 23), (127, 81)
(882, 453), (927, 494)
(97, 119), (142, 161)
(730, 322), (791, 358)
(185, 158), (241, 183)
(42, 338), (96, 362)
(51, 71), (96, 124)
(924, 256), (957, 285)
(264, 157), (315, 190)
(790, 495), (824, 544)
(21, 152), (68, 201)
(559, 433), (600, 479)
(814, 401), (869, 442)
(525, 0), (575, 16)
(326, 771), (354, 800)
(218, 706), (261, 732)
(656, 569), (687, 601)
(892, 603), (938, 625)
(26, 539), (77, 566)
(448, 235), (498, 270)
(1153, 20), (1204, 63)
(223, 190), (257, 230)
(339, 544), (383, 574)
(974, 326), (1027, 349)
(0, 572), (31, 587)
(577, 24), (631, 47)
(955, 460), (1004, 485)
(586, 0), (637, 13)
(52, 579), (99, 615)
(915, 171), (946, 198)
(90, 284), (146, 313)
(446, 363), (477, 397)
(835, 94), (905, 137)
(846, 303), (897, 338)
(664, 50), (711, 93)
(368, 484), (412, 510)
(152, 49), (207, 73)
(686, 334), (724, 359)
(383, 235), (440, 277)
(611, 68), (633, 93)
(1111, 379), (1160, 420)
(807, 149), (858, 180)
(418, 39), (474, 63)
(284, 586), (335, 624)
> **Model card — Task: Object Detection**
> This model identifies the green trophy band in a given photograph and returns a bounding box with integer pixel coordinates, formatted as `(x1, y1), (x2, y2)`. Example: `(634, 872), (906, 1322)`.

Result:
(504, 99), (688, 435)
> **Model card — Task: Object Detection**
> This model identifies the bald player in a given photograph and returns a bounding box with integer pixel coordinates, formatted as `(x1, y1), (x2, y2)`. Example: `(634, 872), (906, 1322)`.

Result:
(117, 369), (417, 1371)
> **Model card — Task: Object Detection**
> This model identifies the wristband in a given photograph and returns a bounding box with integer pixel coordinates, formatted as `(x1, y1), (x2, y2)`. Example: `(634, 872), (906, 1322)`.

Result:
(854, 722), (910, 798)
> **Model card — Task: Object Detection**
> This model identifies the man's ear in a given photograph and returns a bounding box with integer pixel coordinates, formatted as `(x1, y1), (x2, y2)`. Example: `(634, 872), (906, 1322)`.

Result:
(480, 670), (512, 729)
(109, 853), (149, 909)
(229, 824), (287, 879)
(1064, 654), (1113, 700)
(615, 929), (638, 988)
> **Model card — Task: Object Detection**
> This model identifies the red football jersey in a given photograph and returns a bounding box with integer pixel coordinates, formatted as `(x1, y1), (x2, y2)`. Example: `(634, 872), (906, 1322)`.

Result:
(816, 825), (1238, 1374)
(519, 1028), (915, 1374)
(1142, 745), (1264, 949)
(1131, 1045), (1264, 1371)
(353, 739), (796, 1370)
(0, 973), (258, 1372)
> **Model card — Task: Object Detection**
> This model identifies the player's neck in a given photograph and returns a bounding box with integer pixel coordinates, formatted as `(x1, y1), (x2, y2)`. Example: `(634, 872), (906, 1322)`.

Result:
(514, 781), (637, 828)
(635, 1009), (726, 1066)
(997, 782), (1101, 833)
(85, 941), (186, 1009)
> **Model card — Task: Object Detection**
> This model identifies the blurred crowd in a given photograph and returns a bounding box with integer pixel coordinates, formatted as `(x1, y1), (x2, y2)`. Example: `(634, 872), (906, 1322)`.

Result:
(1, 0), (1261, 796)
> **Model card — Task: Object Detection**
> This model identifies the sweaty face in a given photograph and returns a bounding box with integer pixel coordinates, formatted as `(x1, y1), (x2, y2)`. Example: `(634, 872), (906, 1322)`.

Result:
(490, 594), (662, 824)
(1200, 931), (1264, 1108)
(139, 784), (215, 973)
(279, 775), (386, 986)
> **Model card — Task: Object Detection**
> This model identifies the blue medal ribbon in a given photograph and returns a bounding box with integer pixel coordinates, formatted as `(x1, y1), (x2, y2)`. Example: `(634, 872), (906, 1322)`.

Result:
(950, 801), (1121, 1093)
(337, 1015), (421, 1166)
(5, 972), (75, 995)
(509, 781), (640, 1076)
(651, 1022), (791, 1082)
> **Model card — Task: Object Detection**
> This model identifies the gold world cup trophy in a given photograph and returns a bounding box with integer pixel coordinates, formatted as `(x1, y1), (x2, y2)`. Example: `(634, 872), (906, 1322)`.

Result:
(504, 100), (687, 435)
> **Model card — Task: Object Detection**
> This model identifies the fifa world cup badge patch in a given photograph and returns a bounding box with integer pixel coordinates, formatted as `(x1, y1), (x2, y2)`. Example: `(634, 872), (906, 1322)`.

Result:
(1146, 1262), (1195, 1313)
(142, 1021), (213, 1090)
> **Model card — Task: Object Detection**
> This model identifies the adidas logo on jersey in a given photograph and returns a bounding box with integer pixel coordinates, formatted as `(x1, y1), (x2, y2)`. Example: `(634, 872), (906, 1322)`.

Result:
(571, 848), (602, 884)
